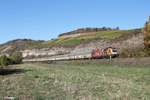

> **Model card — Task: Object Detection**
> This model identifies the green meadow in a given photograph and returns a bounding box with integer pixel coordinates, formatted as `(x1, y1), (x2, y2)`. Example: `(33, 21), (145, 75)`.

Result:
(0, 61), (149, 100)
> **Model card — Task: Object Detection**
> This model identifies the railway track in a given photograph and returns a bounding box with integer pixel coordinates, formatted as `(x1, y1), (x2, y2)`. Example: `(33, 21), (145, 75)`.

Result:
(23, 56), (150, 66)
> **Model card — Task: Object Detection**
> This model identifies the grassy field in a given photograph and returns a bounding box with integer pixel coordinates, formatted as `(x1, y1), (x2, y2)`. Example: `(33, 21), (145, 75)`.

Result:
(46, 30), (134, 47)
(0, 61), (150, 100)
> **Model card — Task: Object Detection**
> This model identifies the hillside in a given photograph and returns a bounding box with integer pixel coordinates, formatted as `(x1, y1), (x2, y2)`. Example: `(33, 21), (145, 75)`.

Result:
(58, 27), (119, 37)
(47, 29), (141, 47)
(0, 39), (46, 55)
(0, 28), (143, 58)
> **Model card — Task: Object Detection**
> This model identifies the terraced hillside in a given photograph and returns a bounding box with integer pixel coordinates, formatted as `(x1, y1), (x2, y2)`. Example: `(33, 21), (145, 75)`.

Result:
(69, 29), (144, 56)
(46, 29), (140, 47)
(0, 28), (143, 58)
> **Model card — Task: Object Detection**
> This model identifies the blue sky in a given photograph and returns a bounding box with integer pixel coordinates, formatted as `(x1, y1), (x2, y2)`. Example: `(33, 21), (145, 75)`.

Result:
(0, 0), (150, 43)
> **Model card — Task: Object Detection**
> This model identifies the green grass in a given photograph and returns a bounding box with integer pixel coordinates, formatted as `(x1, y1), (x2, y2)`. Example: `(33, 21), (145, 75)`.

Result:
(23, 41), (50, 49)
(95, 30), (126, 39)
(0, 62), (150, 100)
(46, 30), (134, 46)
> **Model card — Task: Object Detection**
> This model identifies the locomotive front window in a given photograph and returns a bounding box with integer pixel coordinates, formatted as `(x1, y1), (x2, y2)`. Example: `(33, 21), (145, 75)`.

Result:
(113, 50), (117, 52)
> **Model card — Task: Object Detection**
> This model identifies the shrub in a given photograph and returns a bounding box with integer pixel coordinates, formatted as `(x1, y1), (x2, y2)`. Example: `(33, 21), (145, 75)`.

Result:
(144, 35), (150, 48)
(143, 48), (150, 57)
(9, 52), (23, 64)
(120, 49), (130, 57)
(120, 48), (146, 57)
(0, 55), (9, 68)
(0, 52), (23, 68)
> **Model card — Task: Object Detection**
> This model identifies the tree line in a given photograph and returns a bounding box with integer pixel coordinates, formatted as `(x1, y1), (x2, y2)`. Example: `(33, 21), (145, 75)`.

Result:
(59, 27), (120, 37)
(143, 16), (150, 55)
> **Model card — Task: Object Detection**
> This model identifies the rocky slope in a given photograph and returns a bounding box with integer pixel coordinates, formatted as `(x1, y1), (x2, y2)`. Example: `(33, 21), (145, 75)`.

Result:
(0, 39), (45, 55)
(70, 31), (144, 56)
(0, 28), (143, 58)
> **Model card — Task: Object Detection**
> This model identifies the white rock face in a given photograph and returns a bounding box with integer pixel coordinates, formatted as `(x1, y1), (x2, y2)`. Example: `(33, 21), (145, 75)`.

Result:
(70, 32), (144, 56)
(21, 47), (73, 58)
(22, 32), (144, 59)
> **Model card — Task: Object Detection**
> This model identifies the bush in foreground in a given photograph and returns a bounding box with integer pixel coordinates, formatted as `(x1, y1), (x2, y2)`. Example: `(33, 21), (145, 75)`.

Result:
(0, 52), (23, 68)
(0, 55), (9, 68)
(9, 52), (23, 64)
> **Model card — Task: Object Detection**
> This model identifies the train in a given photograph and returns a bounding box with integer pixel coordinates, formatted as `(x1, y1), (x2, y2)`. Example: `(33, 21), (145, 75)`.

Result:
(91, 47), (119, 59)
(23, 47), (119, 62)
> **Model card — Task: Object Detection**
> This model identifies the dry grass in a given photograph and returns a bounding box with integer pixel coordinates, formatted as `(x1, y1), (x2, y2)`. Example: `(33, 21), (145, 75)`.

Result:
(0, 62), (150, 100)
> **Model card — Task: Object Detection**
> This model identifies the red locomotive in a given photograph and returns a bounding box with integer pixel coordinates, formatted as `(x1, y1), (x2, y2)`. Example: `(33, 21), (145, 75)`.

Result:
(91, 47), (118, 59)
(91, 48), (104, 59)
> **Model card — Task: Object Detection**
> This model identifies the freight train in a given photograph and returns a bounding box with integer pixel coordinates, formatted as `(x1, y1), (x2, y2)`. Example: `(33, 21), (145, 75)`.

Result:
(23, 47), (119, 62)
